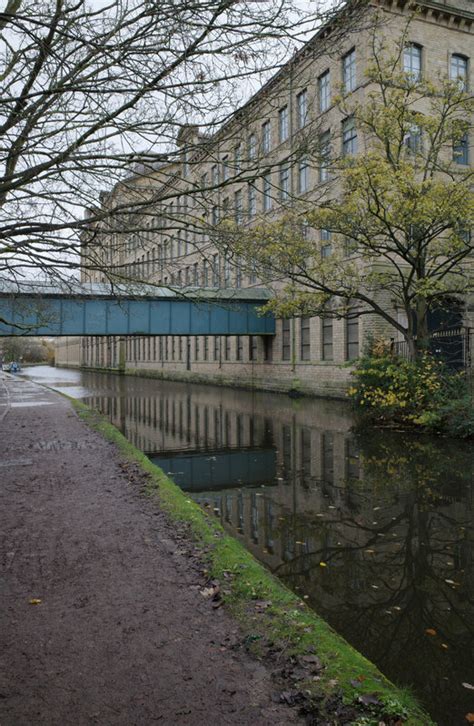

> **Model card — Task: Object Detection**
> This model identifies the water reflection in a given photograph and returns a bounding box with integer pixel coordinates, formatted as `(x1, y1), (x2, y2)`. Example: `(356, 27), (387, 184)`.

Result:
(22, 367), (473, 726)
(150, 449), (277, 491)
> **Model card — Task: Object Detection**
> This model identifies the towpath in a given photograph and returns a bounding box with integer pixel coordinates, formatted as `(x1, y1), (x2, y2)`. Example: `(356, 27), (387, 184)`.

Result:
(0, 373), (300, 726)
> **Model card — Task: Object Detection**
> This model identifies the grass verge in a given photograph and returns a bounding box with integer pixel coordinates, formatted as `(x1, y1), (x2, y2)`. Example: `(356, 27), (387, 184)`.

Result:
(71, 397), (434, 726)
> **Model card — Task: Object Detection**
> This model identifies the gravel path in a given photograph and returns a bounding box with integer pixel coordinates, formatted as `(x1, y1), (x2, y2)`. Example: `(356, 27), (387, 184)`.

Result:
(0, 374), (300, 726)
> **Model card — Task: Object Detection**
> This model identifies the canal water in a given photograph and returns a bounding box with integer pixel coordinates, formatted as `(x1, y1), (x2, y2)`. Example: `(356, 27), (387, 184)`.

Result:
(21, 366), (473, 725)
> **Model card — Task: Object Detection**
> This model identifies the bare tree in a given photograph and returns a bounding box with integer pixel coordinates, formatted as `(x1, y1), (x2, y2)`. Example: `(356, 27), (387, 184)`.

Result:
(0, 0), (364, 296)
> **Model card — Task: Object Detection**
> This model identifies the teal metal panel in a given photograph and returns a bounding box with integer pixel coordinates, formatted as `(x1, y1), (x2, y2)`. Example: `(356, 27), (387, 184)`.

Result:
(105, 301), (131, 335)
(0, 292), (276, 337)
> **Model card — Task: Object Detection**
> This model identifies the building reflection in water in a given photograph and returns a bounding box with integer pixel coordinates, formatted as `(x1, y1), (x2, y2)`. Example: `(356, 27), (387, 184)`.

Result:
(82, 372), (473, 726)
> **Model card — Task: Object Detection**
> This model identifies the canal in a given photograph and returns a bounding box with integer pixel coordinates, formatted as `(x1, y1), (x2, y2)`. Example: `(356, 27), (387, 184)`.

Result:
(21, 366), (473, 726)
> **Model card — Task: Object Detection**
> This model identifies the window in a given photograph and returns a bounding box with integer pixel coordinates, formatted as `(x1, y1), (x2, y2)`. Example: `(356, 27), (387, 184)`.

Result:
(263, 172), (272, 211)
(234, 143), (242, 172)
(248, 183), (257, 217)
(211, 164), (219, 185)
(404, 123), (422, 154)
(236, 336), (244, 361)
(321, 228), (332, 257)
(263, 336), (273, 362)
(403, 44), (422, 81)
(279, 164), (290, 199)
(212, 253), (220, 286)
(213, 336), (220, 361)
(282, 319), (291, 360)
(204, 336), (209, 361)
(223, 256), (231, 287)
(318, 70), (330, 111)
(453, 132), (469, 165)
(450, 54), (468, 90)
(202, 259), (209, 286)
(300, 317), (311, 360)
(342, 117), (357, 156)
(225, 336), (231, 361)
(319, 131), (330, 181)
(279, 105), (289, 142)
(248, 133), (257, 160)
(195, 336), (200, 361)
(235, 257), (242, 288)
(211, 205), (219, 225)
(234, 189), (243, 224)
(262, 121), (271, 153)
(346, 314), (359, 360)
(342, 49), (356, 92)
(298, 157), (309, 193)
(249, 258), (257, 285)
(249, 336), (258, 361)
(222, 155), (230, 181)
(322, 317), (333, 360)
(193, 261), (199, 285)
(296, 89), (308, 128)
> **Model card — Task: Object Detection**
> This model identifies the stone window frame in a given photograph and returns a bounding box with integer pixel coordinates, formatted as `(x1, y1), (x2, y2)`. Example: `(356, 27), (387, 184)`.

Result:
(342, 48), (356, 93)
(403, 43), (422, 81)
(318, 69), (330, 112)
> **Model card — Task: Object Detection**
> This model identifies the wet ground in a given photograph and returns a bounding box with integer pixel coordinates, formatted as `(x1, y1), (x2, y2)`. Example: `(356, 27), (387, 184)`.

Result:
(20, 366), (474, 725)
(1, 372), (303, 726)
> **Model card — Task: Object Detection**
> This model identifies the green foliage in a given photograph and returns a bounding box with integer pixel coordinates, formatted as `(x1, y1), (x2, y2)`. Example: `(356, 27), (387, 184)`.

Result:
(349, 344), (473, 437)
(0, 336), (53, 363)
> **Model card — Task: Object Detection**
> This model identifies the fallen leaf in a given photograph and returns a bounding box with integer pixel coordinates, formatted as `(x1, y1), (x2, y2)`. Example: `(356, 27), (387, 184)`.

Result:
(319, 562), (327, 567)
(365, 549), (375, 554)
(441, 643), (449, 649)
(425, 628), (437, 636)
(29, 598), (42, 605)
(465, 714), (474, 723)
(358, 693), (382, 707)
(462, 683), (474, 690)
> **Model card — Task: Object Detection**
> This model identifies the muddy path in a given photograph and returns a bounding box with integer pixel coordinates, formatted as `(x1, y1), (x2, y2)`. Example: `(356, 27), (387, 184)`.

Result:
(0, 375), (301, 725)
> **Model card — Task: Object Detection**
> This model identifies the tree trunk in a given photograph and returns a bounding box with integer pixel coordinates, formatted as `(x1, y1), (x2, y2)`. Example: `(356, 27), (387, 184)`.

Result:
(415, 297), (430, 358)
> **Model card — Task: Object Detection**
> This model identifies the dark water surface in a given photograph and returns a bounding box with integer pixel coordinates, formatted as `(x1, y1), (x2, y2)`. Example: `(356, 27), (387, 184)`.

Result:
(22, 366), (474, 725)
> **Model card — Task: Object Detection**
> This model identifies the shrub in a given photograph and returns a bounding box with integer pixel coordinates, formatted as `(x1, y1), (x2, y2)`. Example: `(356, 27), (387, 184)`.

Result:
(348, 341), (473, 438)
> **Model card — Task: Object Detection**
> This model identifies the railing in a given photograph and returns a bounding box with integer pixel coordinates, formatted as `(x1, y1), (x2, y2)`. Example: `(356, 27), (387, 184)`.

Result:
(392, 327), (472, 370)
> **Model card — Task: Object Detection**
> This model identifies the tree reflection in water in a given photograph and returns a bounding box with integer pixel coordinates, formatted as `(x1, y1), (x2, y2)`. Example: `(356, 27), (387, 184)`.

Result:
(199, 431), (473, 726)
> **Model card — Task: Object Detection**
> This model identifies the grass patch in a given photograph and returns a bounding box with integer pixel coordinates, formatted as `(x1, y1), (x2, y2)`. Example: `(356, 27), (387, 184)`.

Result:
(71, 398), (433, 726)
